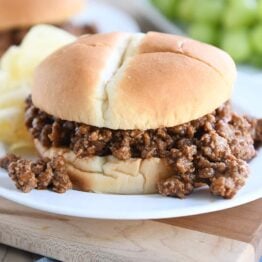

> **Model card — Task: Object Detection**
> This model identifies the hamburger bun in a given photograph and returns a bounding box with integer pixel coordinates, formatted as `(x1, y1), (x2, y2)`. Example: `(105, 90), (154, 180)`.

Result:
(31, 32), (237, 194)
(32, 32), (236, 130)
(0, 0), (85, 31)
(35, 140), (173, 194)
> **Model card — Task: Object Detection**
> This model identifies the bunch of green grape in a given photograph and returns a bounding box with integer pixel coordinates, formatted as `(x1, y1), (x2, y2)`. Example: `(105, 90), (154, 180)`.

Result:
(151, 0), (262, 67)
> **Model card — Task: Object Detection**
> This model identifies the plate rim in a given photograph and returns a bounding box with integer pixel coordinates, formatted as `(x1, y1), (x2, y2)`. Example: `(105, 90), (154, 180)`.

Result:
(0, 184), (261, 220)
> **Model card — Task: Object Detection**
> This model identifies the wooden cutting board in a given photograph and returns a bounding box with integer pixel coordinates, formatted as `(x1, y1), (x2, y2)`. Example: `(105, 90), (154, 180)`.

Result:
(0, 197), (261, 262)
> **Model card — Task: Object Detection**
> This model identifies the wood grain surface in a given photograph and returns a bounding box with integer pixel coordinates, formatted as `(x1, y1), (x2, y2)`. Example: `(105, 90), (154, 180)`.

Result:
(159, 199), (262, 259)
(0, 198), (260, 262)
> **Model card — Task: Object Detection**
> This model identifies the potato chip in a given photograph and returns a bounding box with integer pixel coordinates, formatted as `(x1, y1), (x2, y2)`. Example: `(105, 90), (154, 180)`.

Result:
(1, 24), (76, 84)
(0, 84), (30, 109)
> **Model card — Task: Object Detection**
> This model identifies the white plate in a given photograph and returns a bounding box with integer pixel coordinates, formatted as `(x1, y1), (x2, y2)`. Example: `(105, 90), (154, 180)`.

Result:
(71, 0), (140, 33)
(0, 72), (262, 220)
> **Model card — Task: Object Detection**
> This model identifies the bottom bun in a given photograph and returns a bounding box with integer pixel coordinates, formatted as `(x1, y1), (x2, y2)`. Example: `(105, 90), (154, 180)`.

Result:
(35, 140), (174, 194)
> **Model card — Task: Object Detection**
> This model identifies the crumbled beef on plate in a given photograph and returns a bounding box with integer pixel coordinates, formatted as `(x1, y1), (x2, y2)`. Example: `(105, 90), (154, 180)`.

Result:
(0, 154), (72, 193)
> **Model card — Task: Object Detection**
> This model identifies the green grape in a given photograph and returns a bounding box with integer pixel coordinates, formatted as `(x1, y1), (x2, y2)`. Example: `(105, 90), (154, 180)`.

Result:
(151, 0), (178, 19)
(258, 0), (262, 20)
(250, 24), (262, 54)
(223, 0), (257, 28)
(177, 0), (196, 22)
(220, 29), (252, 63)
(188, 23), (218, 45)
(193, 0), (225, 24)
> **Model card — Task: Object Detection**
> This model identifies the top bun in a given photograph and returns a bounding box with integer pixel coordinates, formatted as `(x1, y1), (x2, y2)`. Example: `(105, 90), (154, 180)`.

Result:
(32, 32), (236, 130)
(0, 0), (85, 30)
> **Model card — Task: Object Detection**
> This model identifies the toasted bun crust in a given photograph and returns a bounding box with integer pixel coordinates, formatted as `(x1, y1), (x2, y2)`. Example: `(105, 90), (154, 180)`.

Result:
(0, 0), (85, 31)
(32, 32), (236, 130)
(35, 140), (173, 194)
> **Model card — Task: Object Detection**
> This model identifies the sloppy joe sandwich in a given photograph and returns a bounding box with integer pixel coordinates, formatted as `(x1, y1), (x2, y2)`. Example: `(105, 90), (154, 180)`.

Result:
(2, 32), (262, 198)
(21, 32), (262, 198)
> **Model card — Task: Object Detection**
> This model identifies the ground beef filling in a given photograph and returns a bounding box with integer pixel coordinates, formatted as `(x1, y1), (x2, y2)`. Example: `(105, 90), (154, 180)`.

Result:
(0, 154), (72, 193)
(0, 22), (97, 56)
(24, 97), (261, 198)
(255, 119), (262, 145)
